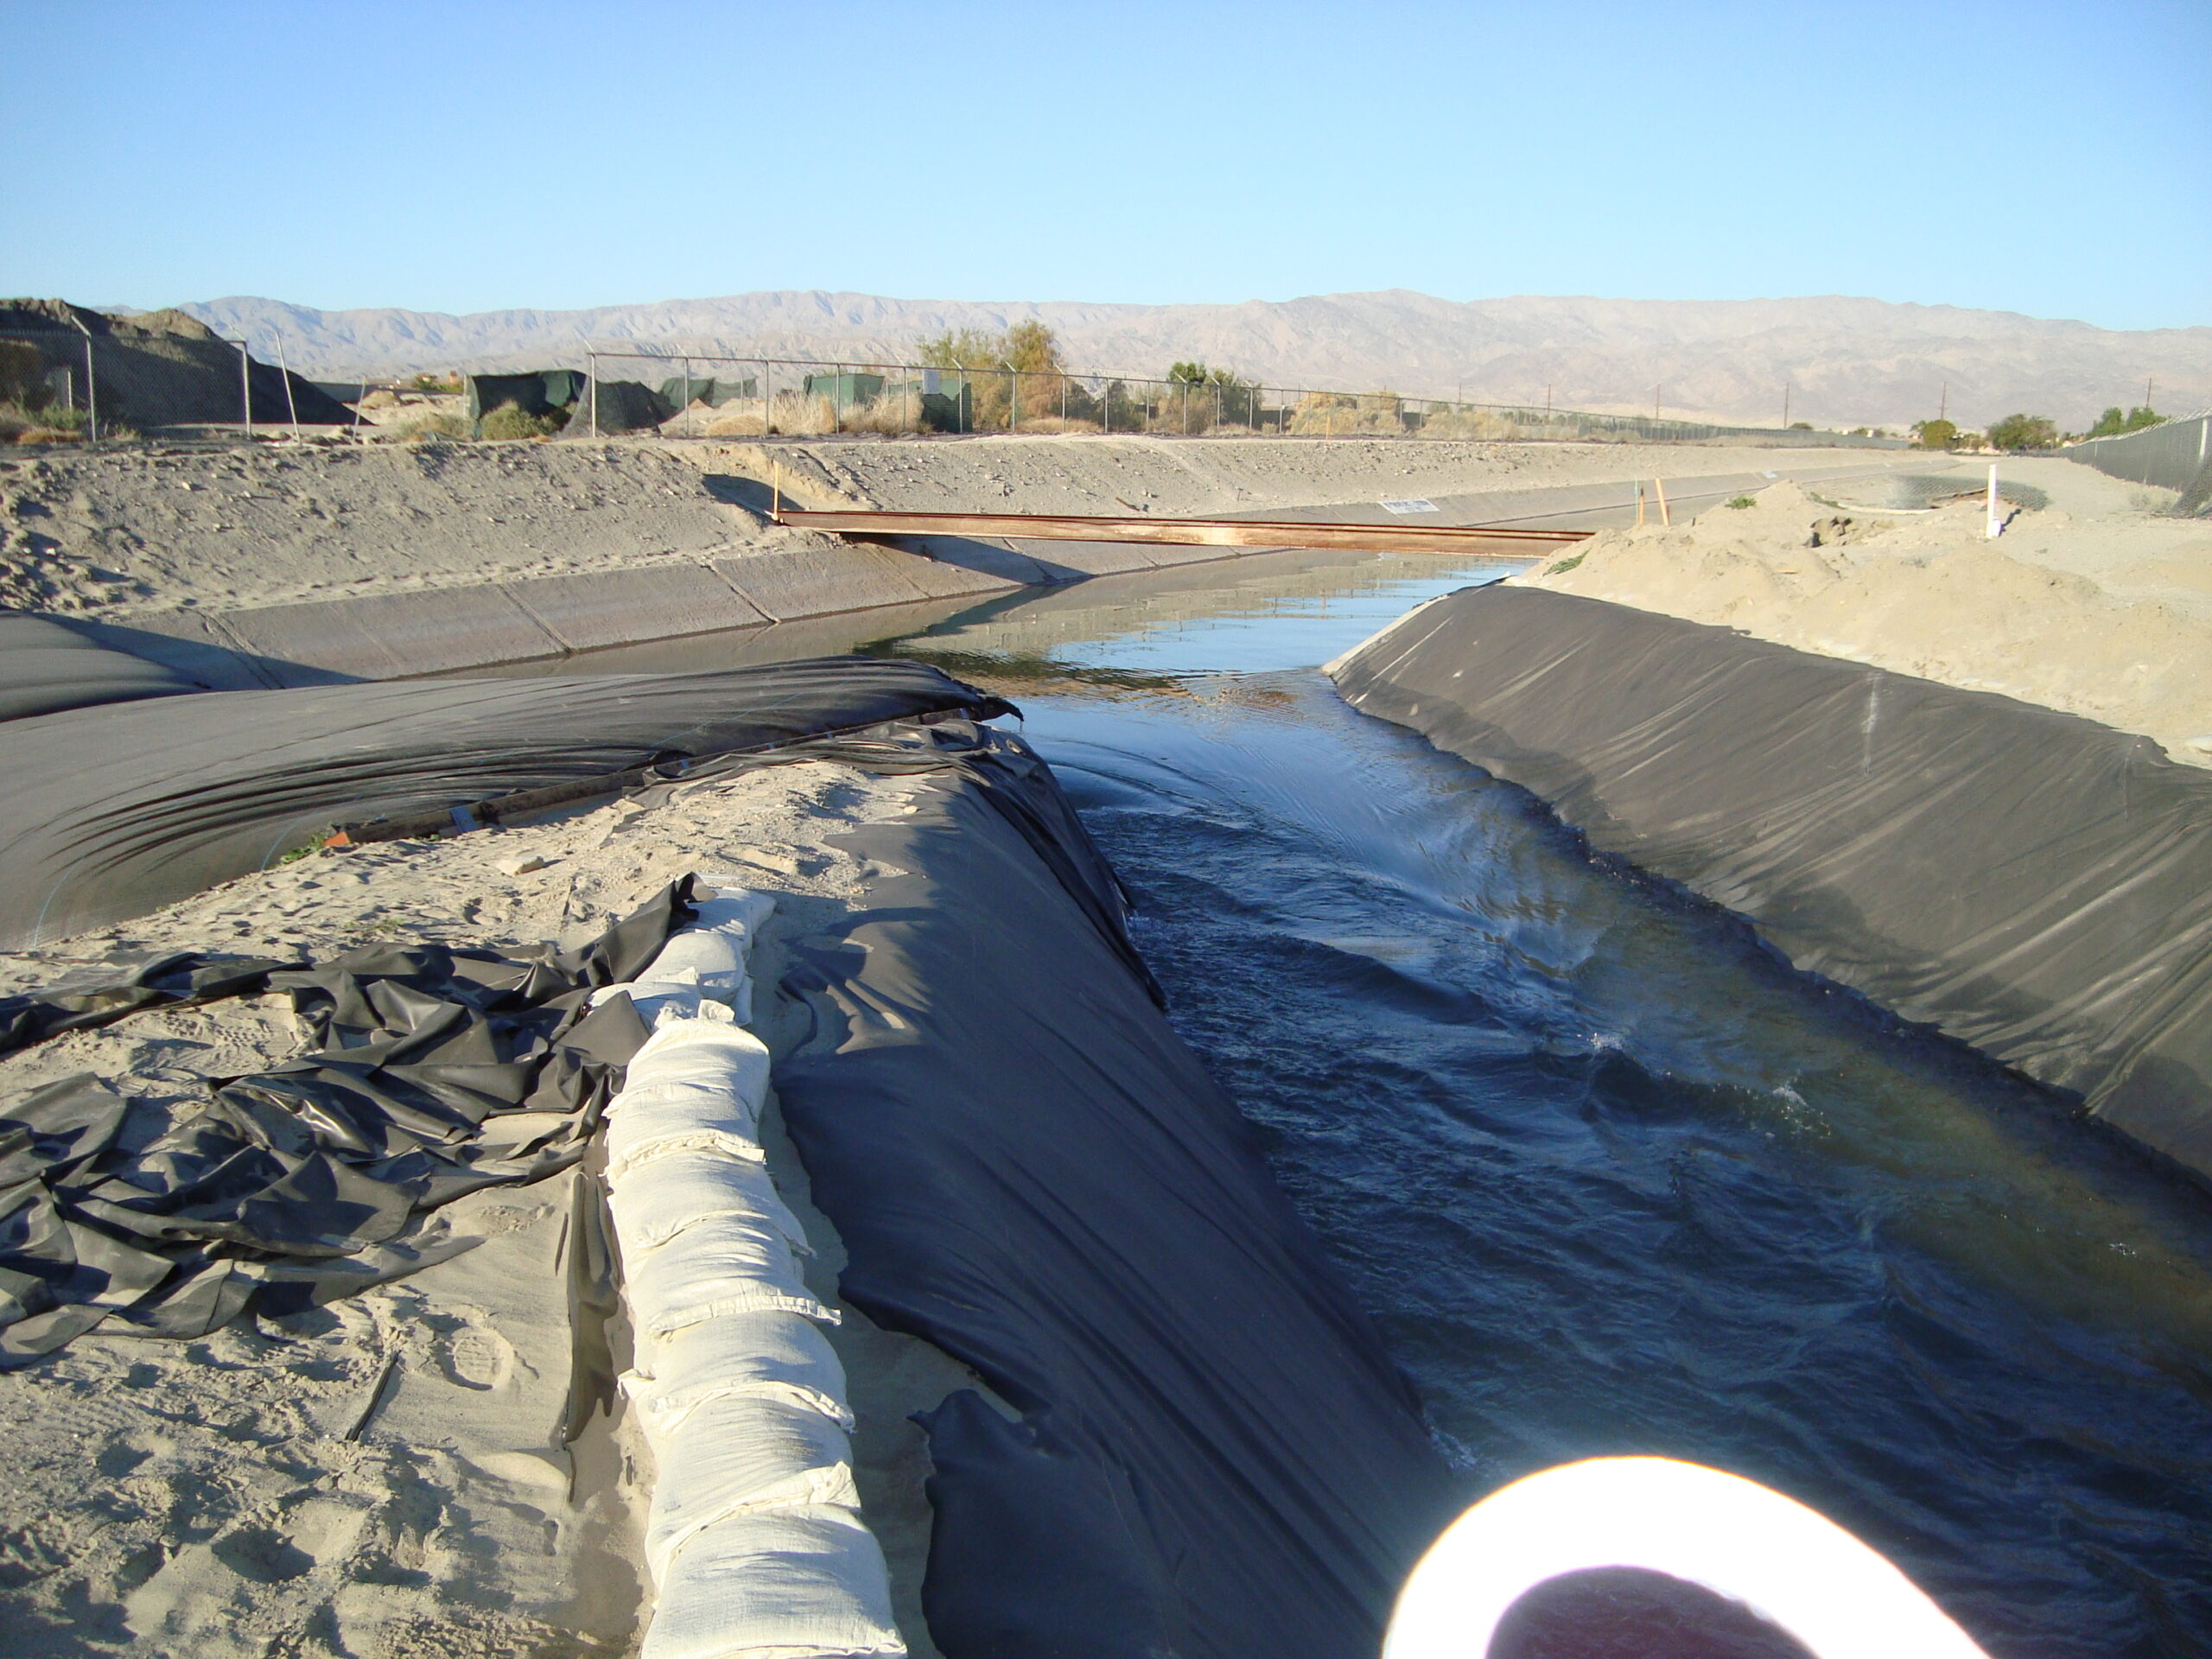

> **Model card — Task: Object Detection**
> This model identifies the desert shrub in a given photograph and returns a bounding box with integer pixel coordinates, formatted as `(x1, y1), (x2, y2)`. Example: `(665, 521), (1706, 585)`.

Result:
(1986, 413), (2058, 452)
(1416, 408), (1524, 441)
(387, 410), (471, 442)
(1, 404), (91, 443)
(1286, 389), (1412, 437)
(1789, 421), (1813, 430)
(0, 342), (55, 411)
(1726, 494), (1757, 509)
(1910, 417), (1958, 450)
(480, 400), (563, 440)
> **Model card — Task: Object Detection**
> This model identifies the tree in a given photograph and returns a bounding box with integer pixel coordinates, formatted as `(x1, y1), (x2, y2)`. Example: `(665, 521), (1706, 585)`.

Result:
(1163, 360), (1261, 428)
(1986, 413), (2058, 452)
(2086, 404), (2164, 438)
(917, 321), (1069, 429)
(1910, 417), (1958, 450)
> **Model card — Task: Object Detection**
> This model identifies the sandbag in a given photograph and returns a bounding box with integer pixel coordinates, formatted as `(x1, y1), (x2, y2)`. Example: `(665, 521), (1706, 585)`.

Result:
(607, 1141), (810, 1260)
(605, 1020), (775, 1162)
(642, 1392), (861, 1580)
(624, 1308), (852, 1428)
(638, 1507), (906, 1659)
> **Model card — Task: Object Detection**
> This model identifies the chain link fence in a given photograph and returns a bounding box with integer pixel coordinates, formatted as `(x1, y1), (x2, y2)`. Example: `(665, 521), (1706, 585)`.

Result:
(2066, 410), (2211, 496)
(573, 347), (1881, 447)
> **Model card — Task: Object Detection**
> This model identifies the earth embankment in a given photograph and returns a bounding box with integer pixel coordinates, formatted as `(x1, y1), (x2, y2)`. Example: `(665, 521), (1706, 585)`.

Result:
(1517, 457), (2212, 766)
(0, 435), (1903, 682)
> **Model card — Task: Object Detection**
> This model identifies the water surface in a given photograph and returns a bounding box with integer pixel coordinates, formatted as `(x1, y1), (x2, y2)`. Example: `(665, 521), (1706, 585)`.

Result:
(861, 553), (2212, 1658)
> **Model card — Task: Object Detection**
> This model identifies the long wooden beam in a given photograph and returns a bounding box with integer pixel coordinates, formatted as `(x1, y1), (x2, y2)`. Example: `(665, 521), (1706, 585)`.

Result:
(770, 505), (1590, 557)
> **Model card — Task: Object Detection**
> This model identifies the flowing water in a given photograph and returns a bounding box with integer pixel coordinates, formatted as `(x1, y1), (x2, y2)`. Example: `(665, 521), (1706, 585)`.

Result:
(845, 549), (2212, 1658)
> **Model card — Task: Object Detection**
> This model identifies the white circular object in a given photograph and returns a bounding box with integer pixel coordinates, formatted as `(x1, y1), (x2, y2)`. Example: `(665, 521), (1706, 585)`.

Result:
(1384, 1457), (1987, 1659)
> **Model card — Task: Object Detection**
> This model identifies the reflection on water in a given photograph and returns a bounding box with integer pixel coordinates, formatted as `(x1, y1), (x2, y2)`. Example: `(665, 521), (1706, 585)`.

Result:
(873, 557), (2212, 1659)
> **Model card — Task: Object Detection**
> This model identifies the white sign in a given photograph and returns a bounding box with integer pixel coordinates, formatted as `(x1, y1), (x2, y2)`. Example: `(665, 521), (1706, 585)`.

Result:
(1380, 498), (1440, 514)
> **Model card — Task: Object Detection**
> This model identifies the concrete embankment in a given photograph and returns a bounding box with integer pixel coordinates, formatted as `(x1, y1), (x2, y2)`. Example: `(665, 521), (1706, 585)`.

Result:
(2, 435), (1909, 682)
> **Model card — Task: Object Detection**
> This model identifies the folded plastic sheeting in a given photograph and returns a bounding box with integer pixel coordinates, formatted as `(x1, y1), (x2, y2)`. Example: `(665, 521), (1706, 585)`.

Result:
(1327, 584), (2212, 1177)
(606, 887), (905, 1659)
(0, 613), (211, 724)
(0, 655), (1012, 949)
(0, 880), (694, 1366)
(774, 752), (1459, 1659)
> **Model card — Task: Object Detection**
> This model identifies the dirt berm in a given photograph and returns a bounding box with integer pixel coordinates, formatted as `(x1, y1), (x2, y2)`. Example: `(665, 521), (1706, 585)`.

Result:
(0, 434), (1898, 682)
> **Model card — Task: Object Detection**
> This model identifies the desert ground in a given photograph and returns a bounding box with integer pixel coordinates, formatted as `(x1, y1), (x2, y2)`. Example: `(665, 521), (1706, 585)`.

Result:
(1516, 455), (2212, 766)
(1, 427), (2202, 1656)
(0, 755), (987, 1658)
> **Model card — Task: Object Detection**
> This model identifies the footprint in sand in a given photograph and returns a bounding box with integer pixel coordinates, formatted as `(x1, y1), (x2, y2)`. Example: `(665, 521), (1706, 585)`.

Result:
(437, 1322), (515, 1392)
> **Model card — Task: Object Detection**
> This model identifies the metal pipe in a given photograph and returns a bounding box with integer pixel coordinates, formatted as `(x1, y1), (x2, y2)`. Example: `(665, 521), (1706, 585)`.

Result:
(276, 334), (301, 439)
(768, 504), (1590, 557)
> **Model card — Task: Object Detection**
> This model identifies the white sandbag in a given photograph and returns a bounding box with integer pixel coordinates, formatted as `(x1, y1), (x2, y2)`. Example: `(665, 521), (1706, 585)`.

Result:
(611, 886), (778, 1024)
(643, 1392), (860, 1580)
(607, 1019), (774, 1157)
(648, 887), (777, 995)
(624, 1308), (851, 1427)
(639, 1505), (905, 1659)
(609, 1142), (811, 1259)
(608, 1126), (768, 1179)
(613, 970), (754, 1028)
(624, 1212), (835, 1343)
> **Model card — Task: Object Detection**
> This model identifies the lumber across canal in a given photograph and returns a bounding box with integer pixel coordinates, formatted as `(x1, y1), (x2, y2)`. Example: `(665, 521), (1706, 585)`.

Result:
(769, 505), (1592, 558)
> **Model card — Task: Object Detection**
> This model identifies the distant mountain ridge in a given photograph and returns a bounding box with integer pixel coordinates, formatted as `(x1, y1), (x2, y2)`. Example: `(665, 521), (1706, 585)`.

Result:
(173, 289), (2212, 430)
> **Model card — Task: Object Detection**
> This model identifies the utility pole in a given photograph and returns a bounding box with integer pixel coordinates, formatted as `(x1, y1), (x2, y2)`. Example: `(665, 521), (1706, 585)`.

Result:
(1654, 384), (1662, 420)
(1938, 381), (1948, 423)
(1782, 385), (1790, 429)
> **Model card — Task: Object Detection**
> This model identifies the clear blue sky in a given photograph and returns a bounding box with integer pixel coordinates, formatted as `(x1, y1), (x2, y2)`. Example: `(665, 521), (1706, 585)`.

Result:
(10, 0), (2207, 329)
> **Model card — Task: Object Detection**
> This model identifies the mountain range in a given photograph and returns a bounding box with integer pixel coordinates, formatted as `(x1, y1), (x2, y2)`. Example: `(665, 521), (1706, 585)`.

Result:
(170, 289), (2210, 431)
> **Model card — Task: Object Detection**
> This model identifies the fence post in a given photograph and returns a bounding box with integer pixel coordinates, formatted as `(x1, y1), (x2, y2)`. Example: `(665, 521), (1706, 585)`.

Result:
(237, 340), (251, 438)
(82, 334), (98, 442)
(588, 351), (600, 436)
(683, 355), (694, 437)
(276, 334), (301, 439)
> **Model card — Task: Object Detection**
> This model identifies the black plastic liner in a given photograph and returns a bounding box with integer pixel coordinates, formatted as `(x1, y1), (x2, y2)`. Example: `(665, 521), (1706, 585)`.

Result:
(0, 880), (692, 1367)
(775, 726), (1457, 1659)
(0, 613), (211, 724)
(1329, 585), (2212, 1179)
(0, 656), (1011, 948)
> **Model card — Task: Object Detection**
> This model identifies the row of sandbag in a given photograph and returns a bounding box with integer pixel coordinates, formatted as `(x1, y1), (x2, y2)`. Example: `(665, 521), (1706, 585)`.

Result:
(598, 879), (905, 1659)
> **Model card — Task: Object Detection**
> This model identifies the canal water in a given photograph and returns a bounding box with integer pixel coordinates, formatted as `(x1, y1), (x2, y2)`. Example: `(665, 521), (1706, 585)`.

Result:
(846, 549), (2212, 1658)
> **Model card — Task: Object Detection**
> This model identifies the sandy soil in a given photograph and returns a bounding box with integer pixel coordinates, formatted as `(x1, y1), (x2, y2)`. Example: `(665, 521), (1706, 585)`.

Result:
(715, 434), (1895, 518)
(0, 442), (782, 616)
(0, 760), (985, 1658)
(0, 435), (1891, 620)
(1517, 457), (2212, 765)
